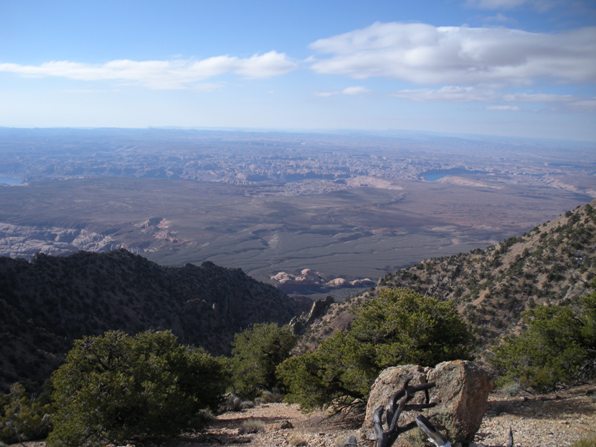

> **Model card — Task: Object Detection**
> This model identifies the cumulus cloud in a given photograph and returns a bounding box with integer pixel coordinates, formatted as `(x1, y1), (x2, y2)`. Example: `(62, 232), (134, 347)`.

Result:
(316, 86), (370, 97)
(0, 51), (296, 89)
(309, 22), (596, 85)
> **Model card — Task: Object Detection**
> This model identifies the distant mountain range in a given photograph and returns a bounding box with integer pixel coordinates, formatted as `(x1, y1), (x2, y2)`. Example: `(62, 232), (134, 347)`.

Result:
(296, 200), (595, 353)
(0, 250), (310, 391)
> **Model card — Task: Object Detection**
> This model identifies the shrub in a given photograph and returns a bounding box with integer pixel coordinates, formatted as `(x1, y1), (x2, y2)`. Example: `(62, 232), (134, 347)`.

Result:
(47, 330), (226, 447)
(255, 389), (283, 404)
(219, 393), (243, 412)
(277, 332), (376, 409)
(238, 419), (265, 434)
(0, 383), (51, 444)
(493, 292), (595, 392)
(277, 288), (473, 409)
(350, 288), (473, 368)
(231, 323), (296, 399)
(288, 432), (309, 446)
(571, 435), (596, 447)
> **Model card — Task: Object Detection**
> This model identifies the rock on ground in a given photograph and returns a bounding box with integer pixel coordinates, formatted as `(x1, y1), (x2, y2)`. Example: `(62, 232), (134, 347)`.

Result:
(361, 360), (491, 446)
(10, 385), (595, 447)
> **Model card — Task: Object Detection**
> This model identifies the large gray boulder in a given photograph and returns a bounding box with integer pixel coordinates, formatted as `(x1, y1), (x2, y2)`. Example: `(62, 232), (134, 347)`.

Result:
(361, 360), (491, 446)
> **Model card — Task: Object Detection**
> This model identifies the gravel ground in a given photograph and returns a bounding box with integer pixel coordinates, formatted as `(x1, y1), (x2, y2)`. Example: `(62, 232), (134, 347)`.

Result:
(180, 403), (356, 447)
(183, 385), (596, 447)
(11, 386), (596, 447)
(474, 386), (596, 447)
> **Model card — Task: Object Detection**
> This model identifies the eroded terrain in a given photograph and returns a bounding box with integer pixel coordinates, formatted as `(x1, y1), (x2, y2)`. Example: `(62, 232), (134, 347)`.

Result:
(0, 129), (593, 294)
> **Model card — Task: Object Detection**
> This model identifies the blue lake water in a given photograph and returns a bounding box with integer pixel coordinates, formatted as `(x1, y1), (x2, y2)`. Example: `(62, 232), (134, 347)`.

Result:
(0, 175), (24, 186)
(421, 167), (483, 181)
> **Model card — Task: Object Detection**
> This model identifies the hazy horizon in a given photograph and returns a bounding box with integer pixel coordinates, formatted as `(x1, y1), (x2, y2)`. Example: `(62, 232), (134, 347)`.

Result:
(2, 0), (596, 141)
(1, 125), (595, 146)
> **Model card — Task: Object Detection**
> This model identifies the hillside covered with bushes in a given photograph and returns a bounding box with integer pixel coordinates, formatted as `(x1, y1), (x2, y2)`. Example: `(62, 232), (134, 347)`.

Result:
(297, 201), (595, 352)
(0, 249), (310, 391)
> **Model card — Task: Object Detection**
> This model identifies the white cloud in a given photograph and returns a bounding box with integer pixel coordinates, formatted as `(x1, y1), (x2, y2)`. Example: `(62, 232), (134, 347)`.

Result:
(341, 86), (370, 95)
(316, 85), (370, 97)
(570, 98), (596, 110)
(0, 51), (296, 89)
(504, 92), (596, 110)
(483, 13), (516, 23)
(467, 0), (555, 10)
(488, 104), (520, 110)
(394, 85), (494, 101)
(309, 22), (596, 85)
(393, 85), (596, 112)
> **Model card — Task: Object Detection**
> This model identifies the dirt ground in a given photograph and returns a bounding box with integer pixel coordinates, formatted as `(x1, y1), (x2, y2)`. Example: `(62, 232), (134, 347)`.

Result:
(11, 385), (596, 447)
(177, 385), (596, 447)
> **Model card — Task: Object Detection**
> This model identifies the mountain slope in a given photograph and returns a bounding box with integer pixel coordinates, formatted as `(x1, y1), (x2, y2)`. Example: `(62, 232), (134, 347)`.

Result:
(0, 249), (310, 391)
(296, 201), (595, 352)
(382, 201), (595, 341)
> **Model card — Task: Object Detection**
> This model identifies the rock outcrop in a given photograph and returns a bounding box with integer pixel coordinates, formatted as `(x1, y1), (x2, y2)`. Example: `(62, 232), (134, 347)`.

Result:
(289, 296), (335, 335)
(362, 360), (491, 446)
(271, 268), (375, 294)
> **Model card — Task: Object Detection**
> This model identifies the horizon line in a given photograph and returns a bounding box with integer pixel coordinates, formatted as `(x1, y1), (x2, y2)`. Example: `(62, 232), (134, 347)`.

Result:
(1, 125), (595, 146)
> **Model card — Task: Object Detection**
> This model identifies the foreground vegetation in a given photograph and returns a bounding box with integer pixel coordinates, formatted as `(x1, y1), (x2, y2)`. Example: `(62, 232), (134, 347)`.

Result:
(230, 323), (296, 399)
(0, 383), (51, 444)
(277, 288), (473, 409)
(1, 287), (594, 444)
(49, 330), (225, 447)
(493, 291), (595, 392)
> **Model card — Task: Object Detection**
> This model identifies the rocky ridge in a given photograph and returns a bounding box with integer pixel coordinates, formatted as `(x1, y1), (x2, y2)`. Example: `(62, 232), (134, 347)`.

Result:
(0, 249), (310, 391)
(294, 201), (595, 353)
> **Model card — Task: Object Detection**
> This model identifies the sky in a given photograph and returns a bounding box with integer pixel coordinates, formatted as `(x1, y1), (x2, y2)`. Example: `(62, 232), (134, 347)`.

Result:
(1, 0), (596, 141)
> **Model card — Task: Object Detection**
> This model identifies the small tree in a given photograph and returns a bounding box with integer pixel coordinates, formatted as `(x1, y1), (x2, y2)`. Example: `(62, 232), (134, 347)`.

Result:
(231, 323), (296, 398)
(48, 330), (226, 447)
(350, 288), (473, 368)
(0, 383), (51, 444)
(493, 292), (595, 392)
(277, 288), (473, 409)
(277, 331), (377, 410)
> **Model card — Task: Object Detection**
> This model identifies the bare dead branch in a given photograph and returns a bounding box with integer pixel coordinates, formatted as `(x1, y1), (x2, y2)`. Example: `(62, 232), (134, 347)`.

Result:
(373, 376), (437, 447)
(415, 414), (451, 447)
(506, 426), (514, 447)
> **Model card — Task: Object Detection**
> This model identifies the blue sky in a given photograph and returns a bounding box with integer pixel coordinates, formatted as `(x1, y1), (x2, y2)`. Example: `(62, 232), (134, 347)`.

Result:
(1, 0), (596, 141)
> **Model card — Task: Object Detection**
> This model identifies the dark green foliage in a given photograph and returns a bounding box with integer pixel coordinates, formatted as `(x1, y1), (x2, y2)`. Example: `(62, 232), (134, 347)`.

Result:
(231, 323), (296, 398)
(277, 288), (473, 409)
(493, 293), (595, 392)
(0, 250), (310, 392)
(277, 331), (379, 409)
(350, 288), (473, 368)
(0, 383), (51, 444)
(47, 330), (226, 447)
